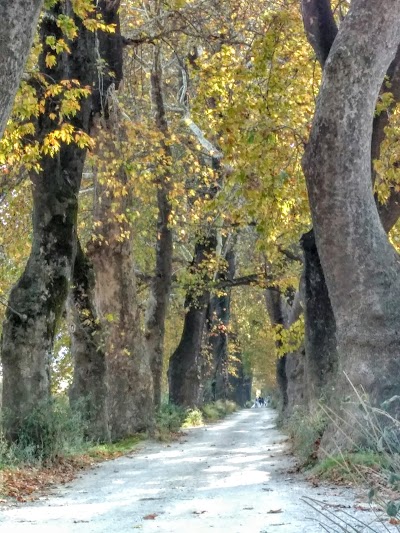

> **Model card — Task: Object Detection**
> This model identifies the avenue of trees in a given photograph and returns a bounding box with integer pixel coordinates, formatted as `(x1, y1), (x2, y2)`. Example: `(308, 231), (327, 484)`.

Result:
(0, 0), (399, 453)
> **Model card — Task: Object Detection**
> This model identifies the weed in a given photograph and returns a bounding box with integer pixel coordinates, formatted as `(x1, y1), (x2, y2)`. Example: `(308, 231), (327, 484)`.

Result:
(182, 409), (203, 428)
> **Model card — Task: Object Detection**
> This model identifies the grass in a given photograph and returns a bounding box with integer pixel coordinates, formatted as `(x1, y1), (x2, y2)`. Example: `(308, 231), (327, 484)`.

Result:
(311, 451), (390, 484)
(202, 400), (238, 422)
(87, 435), (144, 459)
(295, 380), (400, 530)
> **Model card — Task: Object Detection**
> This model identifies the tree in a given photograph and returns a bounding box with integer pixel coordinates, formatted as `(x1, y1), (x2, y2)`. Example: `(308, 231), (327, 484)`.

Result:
(1, 1), (96, 442)
(302, 0), (400, 447)
(0, 0), (44, 139)
(297, 0), (400, 415)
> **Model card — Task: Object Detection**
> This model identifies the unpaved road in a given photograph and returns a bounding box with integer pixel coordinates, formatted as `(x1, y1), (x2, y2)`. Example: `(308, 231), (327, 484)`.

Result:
(0, 408), (395, 532)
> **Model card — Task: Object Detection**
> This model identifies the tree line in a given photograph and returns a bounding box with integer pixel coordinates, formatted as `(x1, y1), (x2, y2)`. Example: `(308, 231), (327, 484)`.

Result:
(0, 0), (399, 452)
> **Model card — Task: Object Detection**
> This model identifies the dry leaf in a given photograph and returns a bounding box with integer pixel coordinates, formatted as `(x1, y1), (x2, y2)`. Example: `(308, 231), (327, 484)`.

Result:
(143, 514), (158, 520)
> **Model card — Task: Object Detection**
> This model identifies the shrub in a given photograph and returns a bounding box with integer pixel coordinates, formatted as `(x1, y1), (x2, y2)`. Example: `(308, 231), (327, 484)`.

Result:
(156, 403), (186, 435)
(202, 400), (238, 421)
(182, 409), (203, 428)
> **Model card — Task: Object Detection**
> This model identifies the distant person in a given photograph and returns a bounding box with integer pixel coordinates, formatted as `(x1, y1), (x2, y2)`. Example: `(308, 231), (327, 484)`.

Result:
(251, 397), (260, 408)
(258, 397), (265, 407)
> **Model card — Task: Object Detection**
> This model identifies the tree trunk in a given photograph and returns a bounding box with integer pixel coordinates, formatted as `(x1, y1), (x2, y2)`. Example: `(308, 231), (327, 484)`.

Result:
(300, 0), (400, 418)
(302, 0), (400, 446)
(88, 152), (154, 439)
(168, 234), (217, 407)
(300, 230), (337, 407)
(145, 46), (173, 409)
(265, 283), (304, 414)
(265, 289), (289, 409)
(1, 3), (95, 442)
(228, 350), (252, 407)
(208, 248), (235, 401)
(0, 0), (44, 139)
(68, 241), (110, 442)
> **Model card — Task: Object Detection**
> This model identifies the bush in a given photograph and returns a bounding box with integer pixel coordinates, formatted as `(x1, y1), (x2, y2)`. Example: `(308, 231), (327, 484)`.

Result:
(202, 400), (238, 421)
(156, 403), (186, 435)
(0, 396), (88, 466)
(182, 409), (203, 427)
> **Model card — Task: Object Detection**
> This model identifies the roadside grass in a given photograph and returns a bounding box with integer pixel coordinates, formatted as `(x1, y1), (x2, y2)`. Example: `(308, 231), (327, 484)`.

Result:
(288, 381), (400, 530)
(310, 451), (390, 484)
(284, 406), (328, 467)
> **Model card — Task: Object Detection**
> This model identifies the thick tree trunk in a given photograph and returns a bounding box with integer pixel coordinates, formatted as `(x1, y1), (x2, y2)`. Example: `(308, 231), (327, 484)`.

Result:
(0, 0), (44, 139)
(168, 234), (217, 407)
(300, 0), (400, 419)
(89, 155), (154, 440)
(1, 3), (95, 442)
(302, 0), (400, 446)
(145, 47), (173, 409)
(300, 230), (337, 407)
(68, 241), (110, 442)
(208, 248), (235, 401)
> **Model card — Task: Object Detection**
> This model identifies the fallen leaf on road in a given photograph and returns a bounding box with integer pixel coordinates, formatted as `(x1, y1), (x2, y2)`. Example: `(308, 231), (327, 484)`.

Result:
(390, 518), (400, 525)
(143, 514), (158, 520)
(267, 509), (282, 514)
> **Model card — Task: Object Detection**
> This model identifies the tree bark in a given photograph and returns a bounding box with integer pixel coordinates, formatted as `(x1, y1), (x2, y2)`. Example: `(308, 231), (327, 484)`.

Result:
(0, 0), (44, 139)
(88, 146), (154, 440)
(208, 248), (235, 401)
(300, 0), (400, 416)
(1, 2), (95, 442)
(168, 234), (217, 407)
(265, 288), (290, 409)
(145, 46), (173, 409)
(68, 241), (110, 442)
(302, 0), (400, 445)
(228, 349), (252, 407)
(300, 230), (337, 407)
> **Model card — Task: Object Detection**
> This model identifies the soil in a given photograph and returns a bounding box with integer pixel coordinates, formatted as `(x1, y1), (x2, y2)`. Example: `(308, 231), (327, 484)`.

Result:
(0, 408), (396, 532)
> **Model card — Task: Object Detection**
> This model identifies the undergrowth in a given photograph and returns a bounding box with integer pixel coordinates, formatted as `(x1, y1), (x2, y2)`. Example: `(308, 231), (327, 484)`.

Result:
(294, 381), (400, 530)
(155, 400), (238, 439)
(0, 397), (88, 467)
(284, 406), (327, 466)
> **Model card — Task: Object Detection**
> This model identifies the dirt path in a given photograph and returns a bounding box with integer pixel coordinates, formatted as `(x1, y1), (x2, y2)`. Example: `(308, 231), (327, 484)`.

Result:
(0, 408), (395, 532)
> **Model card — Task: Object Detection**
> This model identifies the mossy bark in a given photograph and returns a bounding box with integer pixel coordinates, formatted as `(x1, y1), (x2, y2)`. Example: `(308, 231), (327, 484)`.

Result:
(1, 3), (95, 441)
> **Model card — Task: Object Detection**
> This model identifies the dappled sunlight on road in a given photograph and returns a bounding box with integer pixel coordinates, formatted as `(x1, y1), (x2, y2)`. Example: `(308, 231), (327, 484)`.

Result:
(1, 409), (394, 533)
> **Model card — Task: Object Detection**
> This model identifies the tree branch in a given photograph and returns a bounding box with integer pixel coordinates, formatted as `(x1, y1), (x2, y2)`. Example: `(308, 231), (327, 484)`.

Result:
(301, 0), (337, 67)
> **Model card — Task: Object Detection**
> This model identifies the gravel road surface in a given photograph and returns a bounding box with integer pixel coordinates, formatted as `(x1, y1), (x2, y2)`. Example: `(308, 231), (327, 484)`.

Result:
(0, 408), (395, 532)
